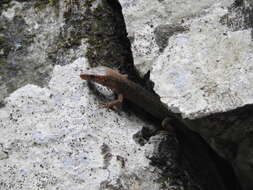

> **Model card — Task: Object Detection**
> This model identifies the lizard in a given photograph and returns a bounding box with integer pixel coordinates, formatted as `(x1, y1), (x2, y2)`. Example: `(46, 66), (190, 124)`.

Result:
(80, 66), (177, 124)
(80, 66), (232, 190)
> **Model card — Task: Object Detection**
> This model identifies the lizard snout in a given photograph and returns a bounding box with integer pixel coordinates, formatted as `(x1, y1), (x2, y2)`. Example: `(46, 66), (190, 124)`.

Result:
(80, 74), (107, 85)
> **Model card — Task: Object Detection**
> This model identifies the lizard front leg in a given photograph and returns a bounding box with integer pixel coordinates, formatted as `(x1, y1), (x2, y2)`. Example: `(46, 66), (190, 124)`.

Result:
(103, 94), (123, 109)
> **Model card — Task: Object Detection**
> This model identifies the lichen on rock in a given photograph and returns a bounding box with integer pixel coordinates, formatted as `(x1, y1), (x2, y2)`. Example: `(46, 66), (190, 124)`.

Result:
(0, 58), (186, 190)
(121, 0), (253, 189)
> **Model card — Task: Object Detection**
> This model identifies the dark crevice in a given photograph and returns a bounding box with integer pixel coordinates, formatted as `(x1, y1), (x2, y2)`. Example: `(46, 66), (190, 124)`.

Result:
(154, 24), (188, 52)
(172, 118), (242, 190)
(220, 0), (253, 38)
(84, 0), (155, 93)
(233, 0), (244, 7)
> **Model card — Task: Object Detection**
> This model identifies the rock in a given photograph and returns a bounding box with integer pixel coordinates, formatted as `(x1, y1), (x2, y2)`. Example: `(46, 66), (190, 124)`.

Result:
(0, 0), (88, 104)
(0, 58), (187, 190)
(120, 0), (253, 189)
(154, 24), (188, 52)
(151, 5), (253, 119)
(0, 0), (249, 189)
(120, 0), (232, 74)
(0, 150), (8, 160)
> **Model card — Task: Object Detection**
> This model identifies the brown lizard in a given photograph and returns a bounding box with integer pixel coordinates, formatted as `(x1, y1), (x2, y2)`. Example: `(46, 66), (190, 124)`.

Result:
(80, 66), (231, 190)
(80, 66), (176, 122)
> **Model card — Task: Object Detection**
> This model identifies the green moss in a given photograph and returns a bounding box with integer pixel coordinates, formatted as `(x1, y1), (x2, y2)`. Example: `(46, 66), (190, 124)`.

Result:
(1, 0), (11, 4)
(34, 0), (59, 12)
(82, 0), (96, 7)
(0, 36), (6, 45)
(46, 48), (58, 54)
(0, 59), (7, 65)
(0, 35), (8, 63)
(0, 0), (12, 10)
(34, 1), (48, 11)
(2, 0), (11, 3)
(155, 176), (167, 183)
(49, 0), (58, 6)
(47, 32), (86, 56)
(77, 34), (89, 39)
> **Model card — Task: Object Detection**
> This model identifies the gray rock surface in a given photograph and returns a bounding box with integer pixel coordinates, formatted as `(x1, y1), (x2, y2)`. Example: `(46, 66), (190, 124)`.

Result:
(1, 1), (195, 189)
(1, 0), (252, 189)
(151, 5), (253, 119)
(0, 1), (58, 102)
(120, 0), (233, 74)
(120, 0), (253, 189)
(0, 0), (88, 104)
(0, 58), (176, 190)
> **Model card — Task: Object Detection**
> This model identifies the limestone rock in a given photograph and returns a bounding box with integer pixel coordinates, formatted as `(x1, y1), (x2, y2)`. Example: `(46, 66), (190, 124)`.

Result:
(120, 0), (253, 189)
(0, 58), (184, 190)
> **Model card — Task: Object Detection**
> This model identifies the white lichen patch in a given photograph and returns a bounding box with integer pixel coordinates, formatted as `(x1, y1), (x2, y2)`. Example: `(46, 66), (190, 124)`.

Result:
(0, 58), (163, 190)
(120, 0), (233, 75)
(1, 1), (24, 20)
(151, 4), (253, 118)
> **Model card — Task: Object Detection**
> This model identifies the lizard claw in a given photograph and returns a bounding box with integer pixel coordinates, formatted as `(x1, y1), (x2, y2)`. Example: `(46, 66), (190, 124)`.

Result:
(100, 94), (124, 110)
(100, 102), (113, 109)
(100, 101), (122, 110)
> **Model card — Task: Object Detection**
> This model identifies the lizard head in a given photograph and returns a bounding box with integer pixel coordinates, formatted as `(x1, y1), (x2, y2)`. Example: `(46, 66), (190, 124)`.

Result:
(80, 74), (108, 86)
(80, 66), (124, 92)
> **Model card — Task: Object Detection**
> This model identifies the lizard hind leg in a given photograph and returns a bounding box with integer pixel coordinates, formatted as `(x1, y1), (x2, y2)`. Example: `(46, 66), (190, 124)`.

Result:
(102, 94), (124, 109)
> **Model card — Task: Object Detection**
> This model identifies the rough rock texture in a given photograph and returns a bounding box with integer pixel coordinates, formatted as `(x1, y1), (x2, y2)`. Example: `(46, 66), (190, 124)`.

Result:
(120, 0), (253, 189)
(0, 0), (88, 104)
(1, 1), (201, 189)
(120, 0), (233, 74)
(0, 0), (147, 104)
(0, 0), (251, 189)
(0, 58), (194, 190)
(0, 1), (59, 103)
(191, 104), (253, 190)
(151, 4), (253, 119)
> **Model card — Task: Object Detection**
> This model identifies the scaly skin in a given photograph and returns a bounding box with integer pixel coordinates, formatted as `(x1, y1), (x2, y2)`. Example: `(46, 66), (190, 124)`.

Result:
(80, 66), (175, 120)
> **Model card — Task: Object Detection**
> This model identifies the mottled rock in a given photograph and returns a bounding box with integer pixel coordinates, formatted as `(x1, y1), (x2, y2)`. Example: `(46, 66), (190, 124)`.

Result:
(120, 0), (253, 189)
(0, 1), (60, 103)
(151, 6), (253, 119)
(0, 0), (250, 189)
(120, 0), (233, 74)
(0, 0), (142, 105)
(0, 0), (88, 104)
(0, 58), (187, 190)
(154, 24), (188, 52)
